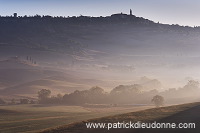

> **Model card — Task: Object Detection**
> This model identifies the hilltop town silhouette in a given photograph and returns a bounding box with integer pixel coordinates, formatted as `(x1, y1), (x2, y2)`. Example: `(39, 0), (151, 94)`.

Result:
(0, 9), (156, 25)
(1, 9), (198, 29)
(2, 9), (135, 19)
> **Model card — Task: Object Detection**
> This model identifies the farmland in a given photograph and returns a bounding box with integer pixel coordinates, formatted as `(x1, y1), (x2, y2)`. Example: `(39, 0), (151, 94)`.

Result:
(0, 104), (152, 133)
(41, 102), (200, 133)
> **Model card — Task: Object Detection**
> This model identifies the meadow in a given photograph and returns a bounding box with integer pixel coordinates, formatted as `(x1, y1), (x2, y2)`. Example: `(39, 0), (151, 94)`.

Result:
(0, 104), (152, 133)
(41, 102), (200, 133)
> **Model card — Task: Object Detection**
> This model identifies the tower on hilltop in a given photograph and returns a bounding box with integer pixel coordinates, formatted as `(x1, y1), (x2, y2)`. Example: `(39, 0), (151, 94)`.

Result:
(130, 9), (132, 16)
(13, 13), (17, 18)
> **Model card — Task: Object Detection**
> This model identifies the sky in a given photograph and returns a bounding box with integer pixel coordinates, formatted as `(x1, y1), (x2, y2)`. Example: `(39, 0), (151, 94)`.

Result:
(0, 0), (200, 26)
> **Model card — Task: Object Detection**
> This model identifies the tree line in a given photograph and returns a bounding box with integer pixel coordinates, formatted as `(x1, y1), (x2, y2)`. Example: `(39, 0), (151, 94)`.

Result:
(26, 80), (200, 106)
(37, 85), (166, 107)
(0, 80), (199, 107)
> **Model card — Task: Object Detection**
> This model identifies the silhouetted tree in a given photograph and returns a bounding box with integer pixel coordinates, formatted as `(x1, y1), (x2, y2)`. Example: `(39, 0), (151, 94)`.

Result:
(110, 84), (142, 103)
(57, 94), (62, 99)
(152, 95), (164, 107)
(87, 86), (107, 103)
(20, 99), (29, 104)
(63, 86), (107, 105)
(185, 80), (199, 89)
(38, 89), (51, 103)
(63, 90), (85, 105)
(49, 94), (63, 104)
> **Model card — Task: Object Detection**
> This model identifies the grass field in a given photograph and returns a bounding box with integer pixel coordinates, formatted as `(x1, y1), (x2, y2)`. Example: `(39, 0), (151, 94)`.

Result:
(41, 102), (200, 133)
(0, 104), (153, 133)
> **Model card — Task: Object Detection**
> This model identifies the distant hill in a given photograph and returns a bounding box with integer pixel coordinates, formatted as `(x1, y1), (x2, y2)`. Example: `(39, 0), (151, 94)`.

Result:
(1, 14), (200, 74)
(0, 56), (64, 90)
(0, 13), (199, 60)
(1, 13), (200, 96)
(0, 74), (113, 97)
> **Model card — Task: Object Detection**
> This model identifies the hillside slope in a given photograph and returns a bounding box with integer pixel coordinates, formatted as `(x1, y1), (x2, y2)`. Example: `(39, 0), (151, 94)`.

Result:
(40, 102), (200, 133)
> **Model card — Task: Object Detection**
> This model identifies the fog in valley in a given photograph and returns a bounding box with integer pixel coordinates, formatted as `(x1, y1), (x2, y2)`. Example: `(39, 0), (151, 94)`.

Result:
(0, 13), (200, 105)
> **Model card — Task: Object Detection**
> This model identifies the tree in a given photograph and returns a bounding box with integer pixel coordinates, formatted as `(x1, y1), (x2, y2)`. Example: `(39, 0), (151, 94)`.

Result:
(20, 99), (29, 104)
(152, 95), (164, 107)
(38, 89), (51, 103)
(184, 80), (199, 89)
(57, 94), (63, 99)
(88, 86), (106, 103)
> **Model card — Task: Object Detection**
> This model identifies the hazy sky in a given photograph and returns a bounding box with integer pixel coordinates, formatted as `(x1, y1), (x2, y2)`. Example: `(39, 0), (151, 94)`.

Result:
(0, 0), (200, 26)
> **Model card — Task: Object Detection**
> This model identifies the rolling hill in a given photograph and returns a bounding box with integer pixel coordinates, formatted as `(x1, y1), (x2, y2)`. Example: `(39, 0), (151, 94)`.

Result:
(1, 13), (200, 97)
